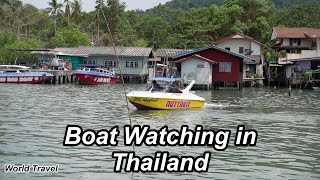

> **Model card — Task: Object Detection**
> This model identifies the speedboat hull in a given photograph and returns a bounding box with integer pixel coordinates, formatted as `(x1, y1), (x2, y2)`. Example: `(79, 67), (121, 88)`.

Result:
(0, 73), (54, 84)
(73, 72), (117, 85)
(127, 90), (205, 110)
(127, 96), (205, 110)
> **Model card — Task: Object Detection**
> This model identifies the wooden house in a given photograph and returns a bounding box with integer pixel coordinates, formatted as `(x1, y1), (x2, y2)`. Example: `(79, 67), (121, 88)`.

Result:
(173, 45), (256, 89)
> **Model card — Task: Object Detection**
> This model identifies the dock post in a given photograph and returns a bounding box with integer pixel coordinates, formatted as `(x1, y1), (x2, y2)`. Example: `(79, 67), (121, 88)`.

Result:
(42, 74), (46, 84)
(289, 84), (292, 96)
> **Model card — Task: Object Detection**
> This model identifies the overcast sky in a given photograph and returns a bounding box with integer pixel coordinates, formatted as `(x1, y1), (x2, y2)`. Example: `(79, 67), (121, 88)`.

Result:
(21, 0), (170, 11)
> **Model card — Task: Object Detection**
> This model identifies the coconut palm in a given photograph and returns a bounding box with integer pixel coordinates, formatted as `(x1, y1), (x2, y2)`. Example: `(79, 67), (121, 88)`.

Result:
(0, 0), (10, 15)
(64, 0), (71, 25)
(72, 0), (82, 26)
(47, 0), (63, 35)
(1, 0), (23, 33)
(95, 0), (104, 40)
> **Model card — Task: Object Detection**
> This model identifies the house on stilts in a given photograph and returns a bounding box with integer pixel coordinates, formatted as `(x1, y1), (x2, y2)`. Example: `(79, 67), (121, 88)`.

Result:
(172, 45), (256, 90)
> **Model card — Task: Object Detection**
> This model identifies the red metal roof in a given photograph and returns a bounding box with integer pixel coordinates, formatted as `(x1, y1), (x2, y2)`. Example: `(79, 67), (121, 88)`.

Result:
(273, 27), (320, 39)
(175, 54), (217, 64)
(212, 33), (268, 48)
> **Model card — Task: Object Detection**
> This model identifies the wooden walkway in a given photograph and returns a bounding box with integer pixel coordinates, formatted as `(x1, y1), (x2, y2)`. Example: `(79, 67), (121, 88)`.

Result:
(33, 70), (76, 84)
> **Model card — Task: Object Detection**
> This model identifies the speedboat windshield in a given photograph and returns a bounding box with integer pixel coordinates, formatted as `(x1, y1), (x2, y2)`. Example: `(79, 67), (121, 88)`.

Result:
(146, 78), (184, 93)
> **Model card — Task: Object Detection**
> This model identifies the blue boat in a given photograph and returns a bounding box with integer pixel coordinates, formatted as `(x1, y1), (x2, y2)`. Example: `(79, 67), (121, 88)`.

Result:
(0, 65), (54, 84)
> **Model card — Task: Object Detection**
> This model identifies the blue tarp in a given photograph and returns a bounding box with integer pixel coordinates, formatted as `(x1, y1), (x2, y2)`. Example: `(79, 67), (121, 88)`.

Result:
(149, 77), (183, 82)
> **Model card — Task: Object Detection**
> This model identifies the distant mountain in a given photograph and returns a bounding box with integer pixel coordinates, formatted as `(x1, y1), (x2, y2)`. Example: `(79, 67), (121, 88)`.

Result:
(161, 0), (320, 10)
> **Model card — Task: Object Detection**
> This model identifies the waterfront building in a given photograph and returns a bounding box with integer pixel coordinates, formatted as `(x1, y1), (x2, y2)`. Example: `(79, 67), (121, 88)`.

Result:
(34, 46), (153, 81)
(173, 45), (256, 90)
(151, 49), (190, 78)
(271, 27), (320, 69)
(212, 33), (267, 83)
(271, 27), (320, 85)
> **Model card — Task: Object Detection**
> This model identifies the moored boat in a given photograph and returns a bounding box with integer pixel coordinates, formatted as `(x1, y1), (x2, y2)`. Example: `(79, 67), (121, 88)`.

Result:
(0, 65), (54, 84)
(127, 77), (205, 110)
(73, 64), (117, 85)
(313, 87), (320, 91)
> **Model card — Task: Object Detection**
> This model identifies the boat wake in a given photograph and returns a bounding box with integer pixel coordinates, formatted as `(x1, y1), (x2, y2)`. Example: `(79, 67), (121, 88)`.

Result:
(204, 103), (225, 109)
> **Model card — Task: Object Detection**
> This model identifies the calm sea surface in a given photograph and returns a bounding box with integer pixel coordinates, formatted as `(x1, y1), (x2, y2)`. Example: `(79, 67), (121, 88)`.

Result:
(0, 84), (319, 180)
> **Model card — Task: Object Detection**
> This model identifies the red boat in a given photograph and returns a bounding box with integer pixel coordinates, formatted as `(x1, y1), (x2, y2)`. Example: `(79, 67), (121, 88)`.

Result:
(0, 65), (54, 84)
(73, 64), (117, 85)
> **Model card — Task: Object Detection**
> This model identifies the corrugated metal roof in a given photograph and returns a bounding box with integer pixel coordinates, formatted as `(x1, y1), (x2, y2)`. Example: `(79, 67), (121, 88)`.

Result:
(172, 45), (256, 64)
(154, 48), (191, 58)
(31, 50), (56, 55)
(54, 46), (152, 57)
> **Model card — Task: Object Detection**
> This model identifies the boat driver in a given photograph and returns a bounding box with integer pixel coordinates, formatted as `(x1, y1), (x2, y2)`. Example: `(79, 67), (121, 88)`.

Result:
(152, 80), (163, 91)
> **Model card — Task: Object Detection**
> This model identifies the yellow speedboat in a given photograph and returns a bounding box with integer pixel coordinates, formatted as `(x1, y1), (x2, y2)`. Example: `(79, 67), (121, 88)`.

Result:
(127, 78), (205, 110)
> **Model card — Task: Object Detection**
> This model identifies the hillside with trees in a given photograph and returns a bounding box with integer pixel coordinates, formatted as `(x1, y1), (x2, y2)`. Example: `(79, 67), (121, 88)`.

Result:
(162, 0), (320, 9)
(0, 0), (320, 63)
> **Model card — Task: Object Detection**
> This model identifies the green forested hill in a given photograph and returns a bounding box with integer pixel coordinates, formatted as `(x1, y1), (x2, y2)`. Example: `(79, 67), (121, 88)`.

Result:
(1, 0), (320, 63)
(163, 0), (224, 11)
(162, 0), (320, 10)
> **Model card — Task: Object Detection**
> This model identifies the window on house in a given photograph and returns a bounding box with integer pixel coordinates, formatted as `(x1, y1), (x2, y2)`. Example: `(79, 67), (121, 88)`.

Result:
(113, 61), (118, 68)
(83, 59), (88, 64)
(84, 59), (97, 64)
(109, 61), (113, 67)
(290, 38), (301, 46)
(125, 61), (139, 68)
(219, 62), (232, 72)
(225, 47), (230, 51)
(197, 64), (205, 68)
(239, 47), (244, 53)
(104, 60), (108, 67)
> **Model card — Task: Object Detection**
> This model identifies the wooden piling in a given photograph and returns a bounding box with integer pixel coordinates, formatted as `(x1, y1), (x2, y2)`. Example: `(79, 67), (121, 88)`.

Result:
(289, 84), (292, 96)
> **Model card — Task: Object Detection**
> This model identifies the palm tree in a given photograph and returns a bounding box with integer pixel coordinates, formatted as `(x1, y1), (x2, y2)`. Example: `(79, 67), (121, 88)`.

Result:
(72, 0), (82, 26)
(64, 0), (71, 25)
(0, 0), (10, 15)
(47, 0), (63, 35)
(95, 0), (104, 41)
(1, 0), (23, 34)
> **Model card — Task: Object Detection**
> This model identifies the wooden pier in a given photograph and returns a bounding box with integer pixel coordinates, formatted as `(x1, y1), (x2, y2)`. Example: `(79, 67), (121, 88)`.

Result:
(33, 70), (76, 84)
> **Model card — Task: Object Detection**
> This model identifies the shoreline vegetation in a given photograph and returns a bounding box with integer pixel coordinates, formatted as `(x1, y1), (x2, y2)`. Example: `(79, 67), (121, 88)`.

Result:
(0, 0), (319, 64)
